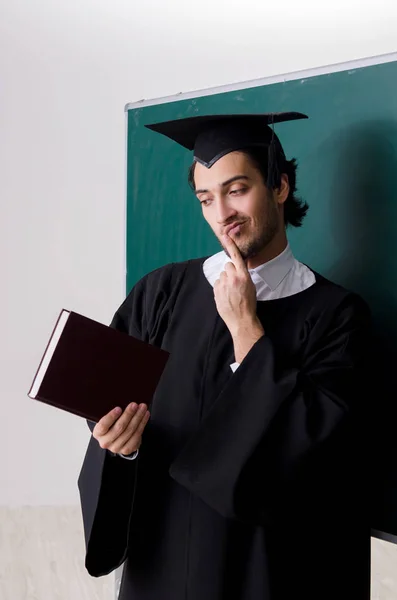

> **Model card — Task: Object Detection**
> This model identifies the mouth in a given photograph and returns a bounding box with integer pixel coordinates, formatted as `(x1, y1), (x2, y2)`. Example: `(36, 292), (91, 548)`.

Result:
(224, 221), (246, 236)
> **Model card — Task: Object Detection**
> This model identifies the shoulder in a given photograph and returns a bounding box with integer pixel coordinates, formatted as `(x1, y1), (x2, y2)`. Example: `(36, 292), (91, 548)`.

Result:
(142, 257), (207, 291)
(122, 256), (207, 307)
(307, 269), (372, 329)
(111, 257), (207, 337)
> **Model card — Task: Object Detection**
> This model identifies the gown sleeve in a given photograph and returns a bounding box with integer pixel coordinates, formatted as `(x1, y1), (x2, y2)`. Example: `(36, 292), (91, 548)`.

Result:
(77, 275), (149, 577)
(169, 292), (371, 525)
(77, 261), (187, 576)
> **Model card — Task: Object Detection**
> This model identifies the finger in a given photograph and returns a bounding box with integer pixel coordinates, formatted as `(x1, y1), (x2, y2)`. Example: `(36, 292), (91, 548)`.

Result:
(222, 233), (247, 272)
(135, 409), (150, 437)
(93, 406), (124, 438)
(99, 402), (141, 446)
(119, 410), (151, 455)
(106, 404), (148, 449)
(224, 261), (236, 272)
(111, 410), (151, 455)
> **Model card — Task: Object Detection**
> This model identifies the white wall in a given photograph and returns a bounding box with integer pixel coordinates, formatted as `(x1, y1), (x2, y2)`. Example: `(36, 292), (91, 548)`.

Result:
(1, 0), (396, 507)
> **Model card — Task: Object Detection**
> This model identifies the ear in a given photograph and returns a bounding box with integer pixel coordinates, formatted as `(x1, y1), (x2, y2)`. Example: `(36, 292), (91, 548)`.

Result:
(274, 174), (289, 205)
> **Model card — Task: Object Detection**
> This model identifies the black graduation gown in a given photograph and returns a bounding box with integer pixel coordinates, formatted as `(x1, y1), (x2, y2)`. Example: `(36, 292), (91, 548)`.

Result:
(78, 257), (371, 600)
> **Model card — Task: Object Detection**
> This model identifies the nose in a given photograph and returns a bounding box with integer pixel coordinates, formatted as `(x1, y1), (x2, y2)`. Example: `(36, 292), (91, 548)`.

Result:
(215, 197), (238, 225)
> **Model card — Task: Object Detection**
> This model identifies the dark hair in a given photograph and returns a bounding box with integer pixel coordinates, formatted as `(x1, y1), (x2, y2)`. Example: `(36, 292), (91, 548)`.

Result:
(188, 146), (309, 228)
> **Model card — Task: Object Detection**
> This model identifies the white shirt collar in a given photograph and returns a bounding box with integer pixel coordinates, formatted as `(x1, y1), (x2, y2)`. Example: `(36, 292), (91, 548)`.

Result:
(203, 244), (295, 291)
(246, 244), (295, 291)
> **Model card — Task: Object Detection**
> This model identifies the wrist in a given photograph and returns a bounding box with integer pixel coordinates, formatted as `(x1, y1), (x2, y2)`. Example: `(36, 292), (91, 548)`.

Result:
(120, 448), (138, 456)
(118, 448), (139, 460)
(231, 317), (264, 365)
(230, 316), (264, 341)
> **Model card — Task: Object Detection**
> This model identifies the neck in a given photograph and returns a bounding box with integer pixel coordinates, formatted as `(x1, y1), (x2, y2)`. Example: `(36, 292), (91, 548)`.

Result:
(246, 229), (288, 270)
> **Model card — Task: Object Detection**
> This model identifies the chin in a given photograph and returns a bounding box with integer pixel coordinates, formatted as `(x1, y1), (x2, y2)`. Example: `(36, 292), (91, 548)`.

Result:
(239, 247), (256, 261)
(221, 237), (250, 261)
(238, 238), (264, 262)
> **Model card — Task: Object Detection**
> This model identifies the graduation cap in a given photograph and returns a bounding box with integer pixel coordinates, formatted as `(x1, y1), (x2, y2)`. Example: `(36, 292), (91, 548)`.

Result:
(145, 112), (308, 188)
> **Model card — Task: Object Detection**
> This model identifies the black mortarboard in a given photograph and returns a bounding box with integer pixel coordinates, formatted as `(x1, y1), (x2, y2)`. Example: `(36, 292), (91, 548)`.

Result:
(145, 112), (308, 187)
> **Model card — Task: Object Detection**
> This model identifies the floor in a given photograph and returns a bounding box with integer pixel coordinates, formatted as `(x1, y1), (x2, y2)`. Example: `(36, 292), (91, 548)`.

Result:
(0, 506), (114, 600)
(0, 506), (396, 600)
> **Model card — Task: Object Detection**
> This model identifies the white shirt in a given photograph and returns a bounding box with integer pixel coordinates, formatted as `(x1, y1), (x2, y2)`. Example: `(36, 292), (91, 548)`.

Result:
(203, 244), (316, 371)
(203, 243), (315, 300)
(120, 244), (315, 460)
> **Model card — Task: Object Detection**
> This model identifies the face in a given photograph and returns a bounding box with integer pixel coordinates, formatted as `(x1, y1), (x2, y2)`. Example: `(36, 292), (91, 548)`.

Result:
(193, 151), (288, 263)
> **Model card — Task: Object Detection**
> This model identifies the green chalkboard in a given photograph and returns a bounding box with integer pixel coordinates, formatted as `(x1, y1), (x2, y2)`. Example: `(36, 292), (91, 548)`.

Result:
(126, 59), (397, 542)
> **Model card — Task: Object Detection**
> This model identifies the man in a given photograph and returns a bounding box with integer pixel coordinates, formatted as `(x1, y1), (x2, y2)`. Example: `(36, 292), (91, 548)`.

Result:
(78, 113), (370, 600)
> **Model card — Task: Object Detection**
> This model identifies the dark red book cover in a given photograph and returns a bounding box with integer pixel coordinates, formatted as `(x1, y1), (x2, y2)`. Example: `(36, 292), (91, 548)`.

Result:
(28, 310), (169, 422)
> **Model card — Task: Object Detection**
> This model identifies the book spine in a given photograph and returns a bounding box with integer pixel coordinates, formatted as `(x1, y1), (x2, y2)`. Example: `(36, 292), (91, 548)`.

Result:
(28, 309), (70, 398)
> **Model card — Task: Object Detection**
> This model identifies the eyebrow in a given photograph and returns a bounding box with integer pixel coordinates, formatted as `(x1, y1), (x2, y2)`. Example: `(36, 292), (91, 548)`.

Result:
(195, 175), (250, 195)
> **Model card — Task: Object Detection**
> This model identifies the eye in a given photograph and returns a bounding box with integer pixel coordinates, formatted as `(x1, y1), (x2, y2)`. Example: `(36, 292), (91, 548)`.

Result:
(199, 198), (213, 207)
(229, 187), (246, 196)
